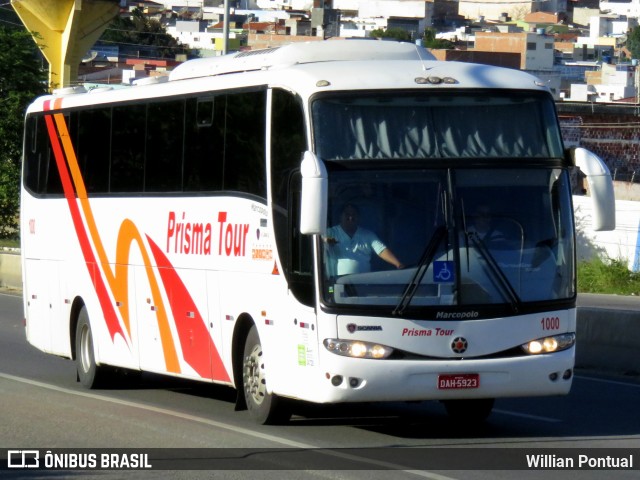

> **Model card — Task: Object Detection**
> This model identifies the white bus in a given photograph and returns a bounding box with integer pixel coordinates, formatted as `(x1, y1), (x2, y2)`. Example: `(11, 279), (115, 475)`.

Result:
(21, 40), (615, 424)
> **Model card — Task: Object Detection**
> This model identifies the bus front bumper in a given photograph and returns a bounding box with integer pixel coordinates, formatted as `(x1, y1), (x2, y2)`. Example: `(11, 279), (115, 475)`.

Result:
(295, 348), (575, 404)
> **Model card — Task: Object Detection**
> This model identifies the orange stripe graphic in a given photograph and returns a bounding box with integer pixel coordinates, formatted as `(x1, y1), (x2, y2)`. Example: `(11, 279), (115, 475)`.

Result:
(51, 108), (180, 373)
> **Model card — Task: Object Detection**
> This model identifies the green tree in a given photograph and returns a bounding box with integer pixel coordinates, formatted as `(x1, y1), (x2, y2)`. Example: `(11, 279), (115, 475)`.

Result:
(0, 26), (47, 240)
(627, 26), (640, 60)
(370, 27), (413, 42)
(422, 27), (454, 50)
(100, 7), (189, 59)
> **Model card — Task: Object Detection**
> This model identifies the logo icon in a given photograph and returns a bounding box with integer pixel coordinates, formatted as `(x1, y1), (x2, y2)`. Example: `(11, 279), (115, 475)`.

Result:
(7, 450), (39, 468)
(346, 323), (382, 333)
(451, 337), (468, 354)
(433, 261), (455, 283)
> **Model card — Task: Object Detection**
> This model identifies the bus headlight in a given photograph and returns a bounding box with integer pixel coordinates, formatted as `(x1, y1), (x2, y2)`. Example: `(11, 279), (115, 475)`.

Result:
(324, 339), (393, 359)
(521, 333), (575, 354)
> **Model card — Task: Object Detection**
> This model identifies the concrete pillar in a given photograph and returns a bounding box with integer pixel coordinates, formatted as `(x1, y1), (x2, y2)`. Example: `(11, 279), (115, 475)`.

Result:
(11, 0), (119, 90)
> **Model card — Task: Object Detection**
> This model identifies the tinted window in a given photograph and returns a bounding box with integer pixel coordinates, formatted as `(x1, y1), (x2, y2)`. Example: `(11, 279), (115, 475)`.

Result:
(24, 89), (268, 198)
(184, 97), (223, 191)
(111, 104), (145, 192)
(220, 91), (267, 198)
(146, 100), (184, 192)
(77, 108), (111, 194)
(24, 115), (63, 195)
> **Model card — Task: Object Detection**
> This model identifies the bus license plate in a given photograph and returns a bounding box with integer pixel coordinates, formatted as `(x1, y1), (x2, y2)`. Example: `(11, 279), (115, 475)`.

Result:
(438, 374), (479, 390)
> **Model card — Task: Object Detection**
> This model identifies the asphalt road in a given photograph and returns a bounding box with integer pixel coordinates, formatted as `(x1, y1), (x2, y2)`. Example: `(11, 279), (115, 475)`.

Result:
(577, 292), (640, 311)
(0, 291), (639, 480)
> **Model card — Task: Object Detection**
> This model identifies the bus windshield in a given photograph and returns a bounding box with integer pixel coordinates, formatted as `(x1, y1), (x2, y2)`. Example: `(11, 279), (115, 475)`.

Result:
(312, 91), (564, 160)
(321, 167), (575, 311)
(314, 91), (574, 312)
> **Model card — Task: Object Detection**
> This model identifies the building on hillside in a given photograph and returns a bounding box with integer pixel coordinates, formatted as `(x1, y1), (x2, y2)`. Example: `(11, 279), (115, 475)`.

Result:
(429, 49), (521, 69)
(519, 11), (569, 33)
(571, 7), (599, 28)
(458, 0), (566, 23)
(256, 0), (314, 9)
(431, 0), (464, 28)
(474, 31), (555, 70)
(165, 18), (245, 54)
(474, 30), (561, 96)
(333, 0), (432, 38)
(588, 14), (637, 38)
(569, 14), (635, 63)
(567, 62), (638, 102)
(599, 0), (640, 19)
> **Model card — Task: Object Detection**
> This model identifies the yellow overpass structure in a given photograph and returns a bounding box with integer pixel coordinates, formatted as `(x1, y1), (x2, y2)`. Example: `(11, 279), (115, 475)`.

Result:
(11, 0), (119, 90)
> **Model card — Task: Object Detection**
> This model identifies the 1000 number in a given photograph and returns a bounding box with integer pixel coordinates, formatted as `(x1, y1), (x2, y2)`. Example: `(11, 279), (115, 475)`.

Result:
(541, 317), (560, 330)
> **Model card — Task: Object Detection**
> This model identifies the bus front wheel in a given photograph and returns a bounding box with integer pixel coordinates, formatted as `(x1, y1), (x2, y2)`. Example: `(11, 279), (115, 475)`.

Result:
(75, 307), (108, 388)
(242, 326), (290, 424)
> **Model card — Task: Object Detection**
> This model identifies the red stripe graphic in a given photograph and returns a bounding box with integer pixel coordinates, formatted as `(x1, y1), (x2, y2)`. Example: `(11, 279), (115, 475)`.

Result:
(146, 236), (230, 382)
(43, 100), (125, 343)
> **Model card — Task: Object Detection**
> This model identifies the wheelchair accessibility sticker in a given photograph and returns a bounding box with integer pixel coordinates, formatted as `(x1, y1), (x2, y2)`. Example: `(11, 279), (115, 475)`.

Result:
(433, 261), (455, 283)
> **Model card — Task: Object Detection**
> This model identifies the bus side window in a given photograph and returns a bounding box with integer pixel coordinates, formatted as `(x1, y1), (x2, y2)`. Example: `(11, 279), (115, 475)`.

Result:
(111, 104), (145, 193)
(24, 116), (42, 194)
(220, 91), (267, 199)
(24, 115), (63, 196)
(184, 97), (223, 192)
(145, 100), (184, 192)
(77, 108), (110, 194)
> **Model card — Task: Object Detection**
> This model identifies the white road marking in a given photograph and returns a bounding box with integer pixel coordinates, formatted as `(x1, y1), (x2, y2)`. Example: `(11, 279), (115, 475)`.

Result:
(0, 372), (458, 480)
(574, 374), (640, 389)
(493, 409), (561, 423)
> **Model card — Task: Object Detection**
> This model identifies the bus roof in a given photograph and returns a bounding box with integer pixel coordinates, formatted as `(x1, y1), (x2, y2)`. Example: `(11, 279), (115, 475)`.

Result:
(27, 40), (549, 113)
(168, 40), (436, 81)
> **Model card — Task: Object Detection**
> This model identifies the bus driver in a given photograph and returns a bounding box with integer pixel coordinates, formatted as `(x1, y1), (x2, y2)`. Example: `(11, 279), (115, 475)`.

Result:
(325, 203), (404, 276)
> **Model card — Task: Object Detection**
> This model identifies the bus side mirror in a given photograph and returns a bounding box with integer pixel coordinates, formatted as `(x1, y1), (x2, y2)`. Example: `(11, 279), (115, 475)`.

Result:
(299, 151), (328, 235)
(568, 147), (616, 231)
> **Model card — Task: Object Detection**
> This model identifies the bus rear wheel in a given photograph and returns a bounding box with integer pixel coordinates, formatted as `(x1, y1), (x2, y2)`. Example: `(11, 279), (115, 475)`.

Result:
(242, 326), (291, 424)
(75, 307), (108, 388)
(442, 398), (494, 423)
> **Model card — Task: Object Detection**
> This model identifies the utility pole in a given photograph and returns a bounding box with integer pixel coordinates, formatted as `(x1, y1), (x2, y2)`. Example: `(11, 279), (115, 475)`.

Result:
(223, 0), (230, 55)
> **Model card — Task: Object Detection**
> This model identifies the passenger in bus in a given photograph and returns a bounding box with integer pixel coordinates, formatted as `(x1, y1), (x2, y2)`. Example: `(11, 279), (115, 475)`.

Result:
(324, 203), (404, 276)
(467, 204), (506, 244)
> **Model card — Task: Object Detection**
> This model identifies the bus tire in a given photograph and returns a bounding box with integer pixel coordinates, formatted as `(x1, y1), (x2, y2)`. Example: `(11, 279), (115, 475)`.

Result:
(75, 307), (108, 388)
(442, 398), (494, 423)
(242, 325), (291, 424)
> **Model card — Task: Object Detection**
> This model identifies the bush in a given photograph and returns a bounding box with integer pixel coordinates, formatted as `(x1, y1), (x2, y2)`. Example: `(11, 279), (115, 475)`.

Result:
(577, 256), (640, 295)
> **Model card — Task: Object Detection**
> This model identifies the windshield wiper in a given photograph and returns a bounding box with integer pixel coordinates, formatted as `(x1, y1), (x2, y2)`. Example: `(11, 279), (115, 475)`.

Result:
(467, 232), (521, 312)
(393, 225), (447, 316)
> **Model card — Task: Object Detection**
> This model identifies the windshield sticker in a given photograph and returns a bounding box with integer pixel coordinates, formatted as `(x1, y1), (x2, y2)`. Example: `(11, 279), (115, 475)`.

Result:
(433, 261), (455, 283)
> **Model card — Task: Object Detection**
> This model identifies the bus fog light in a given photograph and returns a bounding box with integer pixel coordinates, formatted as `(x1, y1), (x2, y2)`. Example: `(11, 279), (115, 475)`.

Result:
(349, 377), (360, 387)
(563, 369), (573, 380)
(549, 372), (558, 381)
(323, 339), (393, 359)
(522, 333), (575, 355)
(331, 375), (343, 386)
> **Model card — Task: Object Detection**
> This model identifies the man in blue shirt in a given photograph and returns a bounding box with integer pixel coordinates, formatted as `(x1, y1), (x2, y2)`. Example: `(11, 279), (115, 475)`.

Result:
(325, 203), (404, 276)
